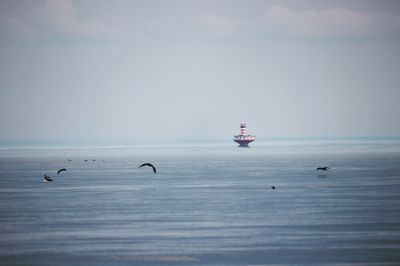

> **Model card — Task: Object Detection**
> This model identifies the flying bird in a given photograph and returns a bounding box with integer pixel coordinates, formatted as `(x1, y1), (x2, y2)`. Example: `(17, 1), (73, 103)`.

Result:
(44, 175), (53, 182)
(57, 168), (67, 175)
(139, 163), (157, 174)
(316, 166), (330, 171)
(271, 186), (276, 190)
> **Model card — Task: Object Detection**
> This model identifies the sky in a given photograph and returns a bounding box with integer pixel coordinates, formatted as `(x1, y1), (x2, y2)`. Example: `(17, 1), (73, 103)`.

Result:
(1, 0), (400, 143)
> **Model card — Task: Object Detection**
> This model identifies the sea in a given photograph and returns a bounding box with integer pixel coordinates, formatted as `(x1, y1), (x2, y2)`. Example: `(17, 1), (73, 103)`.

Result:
(0, 139), (400, 266)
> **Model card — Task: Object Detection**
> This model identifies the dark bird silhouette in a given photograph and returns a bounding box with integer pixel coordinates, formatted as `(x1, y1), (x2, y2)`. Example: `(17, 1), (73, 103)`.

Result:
(44, 175), (53, 182)
(139, 163), (157, 174)
(84, 160), (88, 162)
(92, 159), (96, 161)
(67, 159), (72, 162)
(316, 166), (330, 171)
(57, 168), (67, 175)
(271, 186), (276, 190)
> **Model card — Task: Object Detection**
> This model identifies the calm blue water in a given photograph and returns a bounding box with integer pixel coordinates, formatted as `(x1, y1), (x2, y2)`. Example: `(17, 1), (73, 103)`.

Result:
(1, 140), (400, 265)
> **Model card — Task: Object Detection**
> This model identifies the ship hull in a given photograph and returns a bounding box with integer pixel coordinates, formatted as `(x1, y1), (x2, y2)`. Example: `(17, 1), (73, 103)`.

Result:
(234, 138), (255, 147)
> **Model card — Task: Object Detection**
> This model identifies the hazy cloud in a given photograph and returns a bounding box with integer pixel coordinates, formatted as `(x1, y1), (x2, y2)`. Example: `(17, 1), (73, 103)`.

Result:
(265, 5), (400, 39)
(0, 0), (117, 44)
(3, 1), (400, 44)
(200, 14), (244, 35)
(0, 15), (33, 40)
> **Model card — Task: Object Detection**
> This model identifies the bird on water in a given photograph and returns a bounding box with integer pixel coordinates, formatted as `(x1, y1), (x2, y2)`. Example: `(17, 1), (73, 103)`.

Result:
(139, 163), (157, 174)
(316, 166), (330, 171)
(57, 168), (67, 175)
(44, 175), (53, 182)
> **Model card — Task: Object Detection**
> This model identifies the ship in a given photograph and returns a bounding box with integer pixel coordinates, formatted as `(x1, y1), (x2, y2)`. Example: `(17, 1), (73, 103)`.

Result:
(233, 123), (256, 147)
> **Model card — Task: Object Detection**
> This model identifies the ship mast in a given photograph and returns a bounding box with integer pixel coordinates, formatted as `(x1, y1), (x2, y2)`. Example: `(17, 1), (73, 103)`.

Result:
(240, 123), (247, 135)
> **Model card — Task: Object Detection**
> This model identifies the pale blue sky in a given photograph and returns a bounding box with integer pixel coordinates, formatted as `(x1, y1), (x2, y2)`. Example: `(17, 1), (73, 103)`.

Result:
(1, 0), (400, 142)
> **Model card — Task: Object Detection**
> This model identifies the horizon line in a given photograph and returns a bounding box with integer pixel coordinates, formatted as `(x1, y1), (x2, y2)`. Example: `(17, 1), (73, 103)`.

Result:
(1, 136), (400, 148)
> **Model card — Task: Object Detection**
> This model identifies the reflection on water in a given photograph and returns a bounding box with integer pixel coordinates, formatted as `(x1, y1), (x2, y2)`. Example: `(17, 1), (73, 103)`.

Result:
(1, 140), (400, 265)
